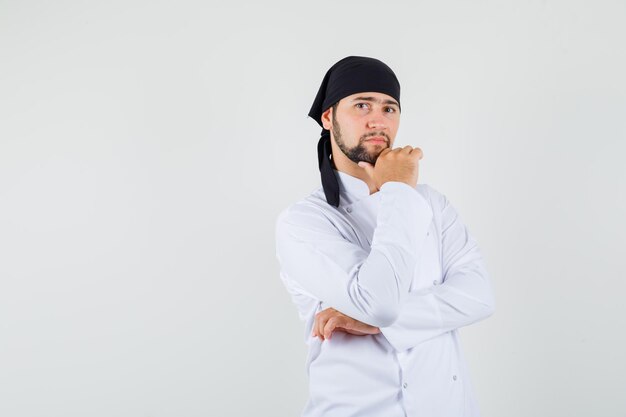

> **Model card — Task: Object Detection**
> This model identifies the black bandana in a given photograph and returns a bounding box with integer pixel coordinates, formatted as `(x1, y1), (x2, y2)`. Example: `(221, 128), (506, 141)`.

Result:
(308, 56), (401, 207)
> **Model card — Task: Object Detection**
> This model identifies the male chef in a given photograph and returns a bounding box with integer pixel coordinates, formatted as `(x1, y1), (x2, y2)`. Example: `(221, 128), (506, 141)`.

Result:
(275, 55), (496, 417)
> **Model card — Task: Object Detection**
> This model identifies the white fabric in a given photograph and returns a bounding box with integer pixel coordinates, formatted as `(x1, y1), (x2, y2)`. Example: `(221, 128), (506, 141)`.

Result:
(275, 169), (496, 417)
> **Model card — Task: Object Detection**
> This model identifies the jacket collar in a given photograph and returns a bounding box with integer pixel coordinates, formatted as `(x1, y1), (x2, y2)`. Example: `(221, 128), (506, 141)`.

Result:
(333, 169), (372, 204)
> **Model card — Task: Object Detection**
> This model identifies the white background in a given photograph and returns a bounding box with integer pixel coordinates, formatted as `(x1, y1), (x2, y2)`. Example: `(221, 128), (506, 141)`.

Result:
(1, 1), (625, 416)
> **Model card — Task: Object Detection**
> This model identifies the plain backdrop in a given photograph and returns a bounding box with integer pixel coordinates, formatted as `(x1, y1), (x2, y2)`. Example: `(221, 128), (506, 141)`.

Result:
(1, 1), (625, 416)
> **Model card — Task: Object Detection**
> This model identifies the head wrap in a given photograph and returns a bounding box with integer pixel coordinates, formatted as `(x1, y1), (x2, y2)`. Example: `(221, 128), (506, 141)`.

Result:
(308, 56), (401, 207)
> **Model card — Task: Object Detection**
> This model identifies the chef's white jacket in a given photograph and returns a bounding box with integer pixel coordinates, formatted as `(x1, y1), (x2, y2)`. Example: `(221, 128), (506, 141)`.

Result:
(275, 169), (495, 417)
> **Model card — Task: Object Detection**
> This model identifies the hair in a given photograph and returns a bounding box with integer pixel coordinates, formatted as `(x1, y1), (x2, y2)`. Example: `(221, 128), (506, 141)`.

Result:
(330, 101), (340, 136)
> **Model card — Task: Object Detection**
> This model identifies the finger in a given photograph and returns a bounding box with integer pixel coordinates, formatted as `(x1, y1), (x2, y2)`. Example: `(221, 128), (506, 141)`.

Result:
(317, 312), (328, 340)
(357, 161), (375, 177)
(324, 317), (339, 340)
(402, 145), (413, 154)
(343, 318), (359, 332)
(411, 147), (423, 160)
(313, 312), (323, 339)
(378, 147), (393, 157)
(315, 312), (322, 339)
(352, 321), (376, 334)
(312, 311), (319, 337)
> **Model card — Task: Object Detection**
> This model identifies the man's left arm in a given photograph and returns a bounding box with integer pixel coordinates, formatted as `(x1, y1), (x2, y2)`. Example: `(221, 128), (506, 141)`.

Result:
(378, 189), (496, 351)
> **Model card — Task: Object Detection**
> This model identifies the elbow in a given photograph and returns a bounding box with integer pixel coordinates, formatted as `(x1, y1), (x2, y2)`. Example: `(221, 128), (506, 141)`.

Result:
(350, 260), (407, 327)
(472, 272), (496, 320)
(480, 291), (496, 319)
(352, 286), (403, 327)
(482, 302), (495, 320)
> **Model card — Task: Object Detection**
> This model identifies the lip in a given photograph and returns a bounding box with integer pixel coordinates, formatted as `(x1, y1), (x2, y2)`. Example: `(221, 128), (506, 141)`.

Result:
(366, 137), (387, 143)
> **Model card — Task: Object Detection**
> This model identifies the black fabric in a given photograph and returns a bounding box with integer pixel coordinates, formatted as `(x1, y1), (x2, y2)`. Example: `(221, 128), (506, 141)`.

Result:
(308, 56), (401, 207)
(316, 130), (339, 207)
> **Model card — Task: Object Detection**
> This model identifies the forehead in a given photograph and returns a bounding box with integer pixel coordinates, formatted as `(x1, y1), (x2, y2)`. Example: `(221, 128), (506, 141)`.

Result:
(340, 91), (399, 107)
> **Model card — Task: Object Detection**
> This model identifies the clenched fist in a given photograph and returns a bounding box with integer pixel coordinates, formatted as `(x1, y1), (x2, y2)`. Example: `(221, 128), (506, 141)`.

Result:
(312, 307), (381, 341)
(358, 145), (423, 190)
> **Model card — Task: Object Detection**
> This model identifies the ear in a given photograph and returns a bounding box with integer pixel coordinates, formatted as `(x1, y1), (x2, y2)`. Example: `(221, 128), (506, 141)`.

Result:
(321, 107), (333, 130)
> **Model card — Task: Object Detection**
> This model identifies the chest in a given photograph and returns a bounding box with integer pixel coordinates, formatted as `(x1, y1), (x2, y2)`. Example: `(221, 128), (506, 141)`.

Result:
(336, 195), (443, 291)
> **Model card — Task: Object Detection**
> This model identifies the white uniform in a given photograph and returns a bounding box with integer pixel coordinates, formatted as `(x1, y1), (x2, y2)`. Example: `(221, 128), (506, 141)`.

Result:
(275, 169), (496, 417)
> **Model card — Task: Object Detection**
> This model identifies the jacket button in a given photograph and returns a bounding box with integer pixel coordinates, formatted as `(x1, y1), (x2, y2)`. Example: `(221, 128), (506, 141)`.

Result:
(453, 375), (457, 381)
(402, 382), (408, 389)
(433, 280), (438, 285)
(346, 207), (352, 213)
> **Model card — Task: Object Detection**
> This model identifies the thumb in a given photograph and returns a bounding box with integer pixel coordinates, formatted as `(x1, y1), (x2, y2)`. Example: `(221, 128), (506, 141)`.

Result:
(357, 161), (374, 176)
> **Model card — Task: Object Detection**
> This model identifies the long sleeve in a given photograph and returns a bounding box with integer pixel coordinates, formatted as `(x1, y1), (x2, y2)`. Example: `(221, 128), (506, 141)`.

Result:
(275, 181), (433, 328)
(380, 189), (496, 352)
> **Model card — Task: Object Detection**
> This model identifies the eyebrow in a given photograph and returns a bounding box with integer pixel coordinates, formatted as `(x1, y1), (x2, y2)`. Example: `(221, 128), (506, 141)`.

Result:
(351, 96), (400, 107)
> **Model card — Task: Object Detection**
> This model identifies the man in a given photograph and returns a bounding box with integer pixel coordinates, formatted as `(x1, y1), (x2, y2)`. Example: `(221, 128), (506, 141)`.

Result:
(275, 56), (495, 417)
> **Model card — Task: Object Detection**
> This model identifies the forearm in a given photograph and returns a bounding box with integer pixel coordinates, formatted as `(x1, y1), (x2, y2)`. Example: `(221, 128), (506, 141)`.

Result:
(380, 256), (495, 351)
(276, 182), (433, 328)
(379, 189), (496, 351)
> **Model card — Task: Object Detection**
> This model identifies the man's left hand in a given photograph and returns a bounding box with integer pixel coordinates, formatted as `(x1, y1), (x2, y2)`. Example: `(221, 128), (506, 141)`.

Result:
(312, 307), (381, 341)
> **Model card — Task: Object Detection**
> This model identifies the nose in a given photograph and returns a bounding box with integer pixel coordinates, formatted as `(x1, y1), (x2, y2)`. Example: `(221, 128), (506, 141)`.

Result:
(366, 116), (387, 130)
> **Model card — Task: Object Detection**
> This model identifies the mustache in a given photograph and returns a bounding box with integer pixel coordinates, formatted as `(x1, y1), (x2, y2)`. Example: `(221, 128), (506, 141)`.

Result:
(360, 132), (390, 143)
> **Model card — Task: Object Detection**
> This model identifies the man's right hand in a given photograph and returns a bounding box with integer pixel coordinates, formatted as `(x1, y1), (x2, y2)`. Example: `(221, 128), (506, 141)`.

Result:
(358, 146), (423, 190)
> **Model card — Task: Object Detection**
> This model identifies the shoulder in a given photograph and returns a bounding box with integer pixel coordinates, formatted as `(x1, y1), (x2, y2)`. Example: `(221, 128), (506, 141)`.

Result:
(415, 183), (448, 212)
(275, 187), (336, 233)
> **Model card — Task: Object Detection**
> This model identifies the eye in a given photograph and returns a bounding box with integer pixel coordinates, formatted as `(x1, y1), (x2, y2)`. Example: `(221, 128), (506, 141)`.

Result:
(355, 103), (370, 109)
(385, 107), (397, 113)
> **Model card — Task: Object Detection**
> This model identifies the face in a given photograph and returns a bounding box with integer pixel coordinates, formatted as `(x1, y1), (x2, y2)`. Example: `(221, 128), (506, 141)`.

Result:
(321, 91), (400, 165)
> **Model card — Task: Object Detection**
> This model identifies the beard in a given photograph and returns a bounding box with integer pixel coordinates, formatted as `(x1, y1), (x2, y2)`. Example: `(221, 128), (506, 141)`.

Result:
(331, 115), (390, 165)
